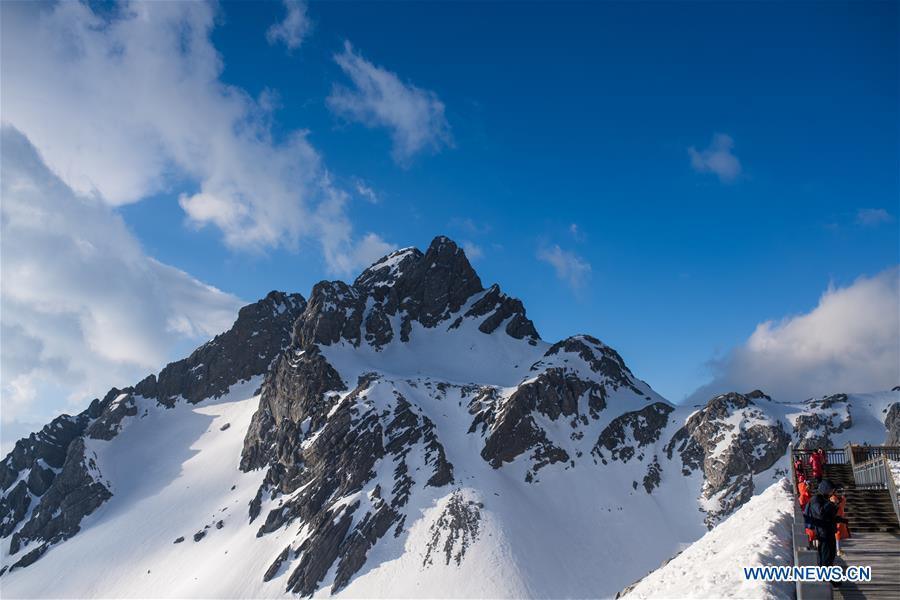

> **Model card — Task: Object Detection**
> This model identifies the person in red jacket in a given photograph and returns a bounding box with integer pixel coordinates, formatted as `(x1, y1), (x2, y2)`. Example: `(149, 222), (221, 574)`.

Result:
(831, 488), (850, 556)
(798, 475), (811, 509)
(810, 448), (826, 481)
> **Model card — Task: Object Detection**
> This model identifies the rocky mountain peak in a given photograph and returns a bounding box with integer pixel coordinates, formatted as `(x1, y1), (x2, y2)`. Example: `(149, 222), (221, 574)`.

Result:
(295, 236), (538, 350)
(352, 247), (424, 296)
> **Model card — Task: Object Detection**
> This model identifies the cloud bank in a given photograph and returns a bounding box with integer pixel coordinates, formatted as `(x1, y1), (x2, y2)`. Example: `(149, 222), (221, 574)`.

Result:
(1, 1), (385, 273)
(1, 126), (244, 425)
(690, 267), (899, 402)
(328, 41), (453, 165)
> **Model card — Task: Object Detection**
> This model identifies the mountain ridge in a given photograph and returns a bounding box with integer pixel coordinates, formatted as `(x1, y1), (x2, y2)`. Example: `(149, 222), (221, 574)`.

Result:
(1, 235), (897, 598)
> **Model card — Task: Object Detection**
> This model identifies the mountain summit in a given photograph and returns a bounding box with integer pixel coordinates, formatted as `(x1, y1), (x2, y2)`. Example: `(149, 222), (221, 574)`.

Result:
(1, 236), (897, 598)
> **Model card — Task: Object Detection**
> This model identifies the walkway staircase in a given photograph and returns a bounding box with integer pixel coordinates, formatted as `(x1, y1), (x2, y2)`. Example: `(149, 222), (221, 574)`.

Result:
(822, 464), (899, 535)
(791, 447), (900, 600)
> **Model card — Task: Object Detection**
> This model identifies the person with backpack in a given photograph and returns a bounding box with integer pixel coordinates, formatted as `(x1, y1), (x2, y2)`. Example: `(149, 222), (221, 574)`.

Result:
(805, 479), (849, 587)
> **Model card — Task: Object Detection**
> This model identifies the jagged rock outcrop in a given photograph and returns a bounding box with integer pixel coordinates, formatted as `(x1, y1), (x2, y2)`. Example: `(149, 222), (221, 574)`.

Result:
(664, 390), (790, 527)
(792, 393), (852, 450)
(885, 402), (900, 445)
(423, 491), (482, 567)
(594, 403), (674, 464)
(147, 291), (306, 405)
(244, 374), (455, 596)
(1, 290), (304, 569)
(293, 238), (539, 353)
(471, 334), (660, 479)
(6, 439), (112, 571)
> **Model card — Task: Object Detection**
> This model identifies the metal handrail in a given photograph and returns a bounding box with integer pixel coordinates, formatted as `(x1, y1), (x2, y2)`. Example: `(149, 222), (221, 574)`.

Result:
(847, 445), (900, 463)
(883, 455), (900, 529)
(849, 453), (900, 528)
(793, 448), (847, 465)
(853, 456), (889, 489)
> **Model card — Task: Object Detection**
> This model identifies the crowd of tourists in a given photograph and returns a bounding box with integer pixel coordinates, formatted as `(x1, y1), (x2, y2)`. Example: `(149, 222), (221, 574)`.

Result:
(793, 448), (851, 588)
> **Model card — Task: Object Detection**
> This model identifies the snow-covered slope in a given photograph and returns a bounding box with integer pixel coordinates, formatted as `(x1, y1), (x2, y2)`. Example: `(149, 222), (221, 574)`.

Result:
(1, 236), (897, 598)
(620, 478), (795, 600)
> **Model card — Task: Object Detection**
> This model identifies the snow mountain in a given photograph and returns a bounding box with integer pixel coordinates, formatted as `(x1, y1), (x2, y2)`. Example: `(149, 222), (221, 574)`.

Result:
(1, 236), (897, 598)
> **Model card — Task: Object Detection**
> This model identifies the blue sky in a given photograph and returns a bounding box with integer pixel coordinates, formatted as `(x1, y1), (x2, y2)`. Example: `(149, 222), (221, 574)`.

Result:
(2, 0), (898, 440)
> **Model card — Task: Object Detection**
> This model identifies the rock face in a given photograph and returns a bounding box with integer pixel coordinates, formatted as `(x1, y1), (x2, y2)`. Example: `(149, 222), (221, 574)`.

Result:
(792, 394), (852, 450)
(472, 335), (661, 481)
(0, 291), (304, 569)
(664, 391), (790, 527)
(594, 403), (674, 464)
(883, 402), (900, 445)
(142, 291), (306, 406)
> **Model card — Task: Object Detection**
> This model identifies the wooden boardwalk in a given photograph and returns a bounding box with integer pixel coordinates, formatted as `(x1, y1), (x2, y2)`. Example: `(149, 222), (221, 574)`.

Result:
(832, 532), (900, 600)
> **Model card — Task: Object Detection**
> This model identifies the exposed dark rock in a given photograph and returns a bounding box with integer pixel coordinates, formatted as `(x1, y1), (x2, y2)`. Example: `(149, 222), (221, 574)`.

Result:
(86, 388), (138, 440)
(423, 491), (482, 567)
(173, 536), (185, 544)
(26, 464), (55, 497)
(540, 335), (645, 397)
(285, 503), (357, 596)
(264, 545), (292, 582)
(1, 481), (31, 538)
(479, 369), (596, 470)
(594, 402), (674, 464)
(216, 520), (224, 529)
(219, 423), (231, 431)
(193, 530), (206, 542)
(643, 456), (663, 493)
(332, 504), (398, 592)
(792, 393), (852, 450)
(8, 438), (112, 556)
(885, 402), (900, 445)
(298, 237), (538, 351)
(8, 543), (49, 572)
(464, 284), (539, 341)
(664, 391), (790, 527)
(154, 291), (306, 406)
(240, 347), (347, 476)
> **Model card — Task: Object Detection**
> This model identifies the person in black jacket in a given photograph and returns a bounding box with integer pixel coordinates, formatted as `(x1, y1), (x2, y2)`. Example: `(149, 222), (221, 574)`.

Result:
(805, 479), (849, 586)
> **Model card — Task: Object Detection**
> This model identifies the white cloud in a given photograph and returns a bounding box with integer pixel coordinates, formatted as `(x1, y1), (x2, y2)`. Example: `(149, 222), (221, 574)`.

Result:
(537, 245), (592, 291)
(569, 223), (586, 242)
(266, 0), (311, 51)
(327, 41), (453, 165)
(1, 1), (382, 274)
(354, 178), (380, 203)
(690, 267), (900, 402)
(462, 241), (484, 261)
(856, 208), (894, 227)
(1, 125), (245, 425)
(688, 133), (742, 183)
